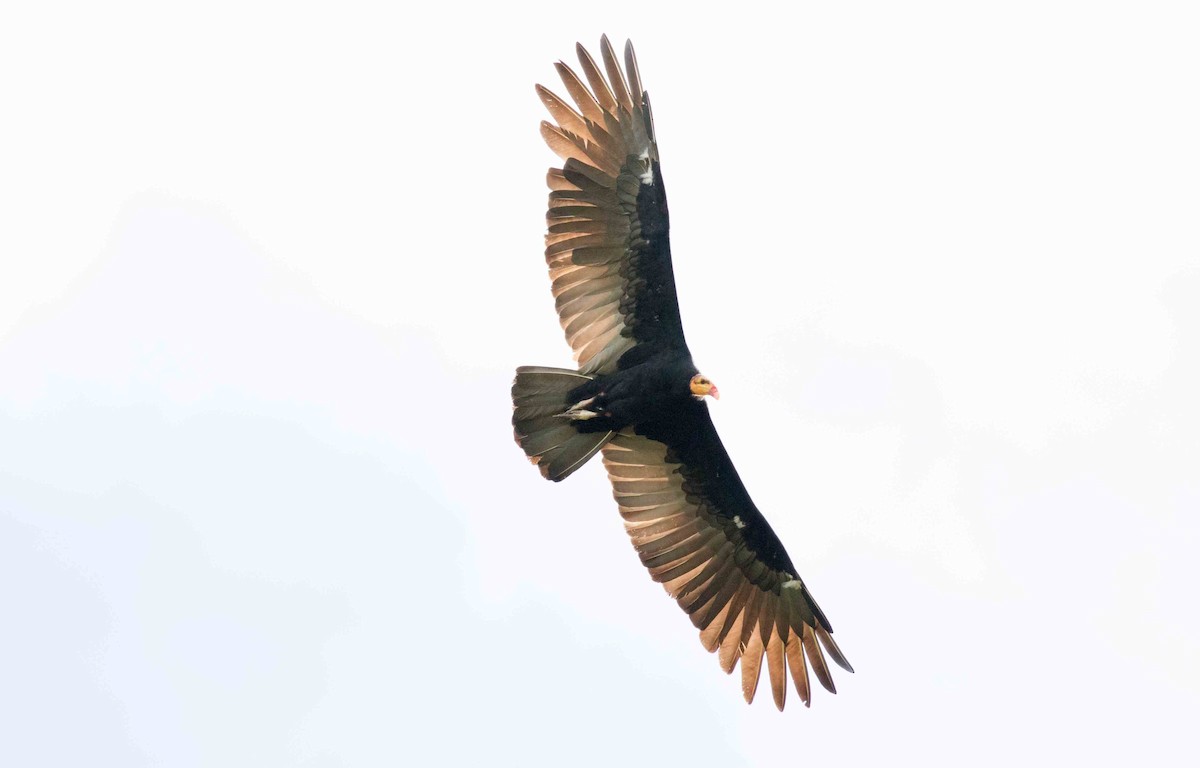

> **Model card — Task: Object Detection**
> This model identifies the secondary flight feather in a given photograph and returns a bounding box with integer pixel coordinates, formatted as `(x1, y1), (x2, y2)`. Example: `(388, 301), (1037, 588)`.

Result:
(511, 36), (853, 710)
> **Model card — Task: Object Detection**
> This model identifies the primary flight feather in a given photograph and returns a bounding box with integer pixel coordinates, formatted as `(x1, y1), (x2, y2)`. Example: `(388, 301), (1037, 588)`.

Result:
(511, 36), (853, 710)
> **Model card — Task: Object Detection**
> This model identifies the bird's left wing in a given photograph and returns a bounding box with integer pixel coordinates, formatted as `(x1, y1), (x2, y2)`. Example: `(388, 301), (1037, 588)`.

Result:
(538, 37), (687, 375)
(600, 415), (853, 710)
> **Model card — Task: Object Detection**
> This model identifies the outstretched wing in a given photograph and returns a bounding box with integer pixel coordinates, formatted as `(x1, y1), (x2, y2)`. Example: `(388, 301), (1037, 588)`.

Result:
(600, 409), (854, 710)
(539, 36), (687, 375)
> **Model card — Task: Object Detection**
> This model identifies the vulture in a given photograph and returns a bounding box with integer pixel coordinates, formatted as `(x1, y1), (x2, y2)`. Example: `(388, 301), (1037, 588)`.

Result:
(511, 36), (853, 710)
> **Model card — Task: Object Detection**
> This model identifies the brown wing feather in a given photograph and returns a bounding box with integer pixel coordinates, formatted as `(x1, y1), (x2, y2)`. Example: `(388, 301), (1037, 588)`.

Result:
(537, 39), (676, 375)
(601, 432), (853, 710)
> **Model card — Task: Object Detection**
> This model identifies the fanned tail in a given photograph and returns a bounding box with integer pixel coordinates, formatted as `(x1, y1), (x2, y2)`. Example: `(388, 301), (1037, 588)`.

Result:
(512, 366), (614, 481)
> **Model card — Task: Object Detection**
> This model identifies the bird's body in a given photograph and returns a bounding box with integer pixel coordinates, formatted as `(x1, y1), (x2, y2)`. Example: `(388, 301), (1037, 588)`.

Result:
(566, 353), (699, 432)
(512, 37), (853, 710)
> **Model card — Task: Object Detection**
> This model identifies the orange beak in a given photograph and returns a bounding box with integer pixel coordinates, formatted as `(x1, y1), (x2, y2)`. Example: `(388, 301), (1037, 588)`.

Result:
(690, 375), (720, 400)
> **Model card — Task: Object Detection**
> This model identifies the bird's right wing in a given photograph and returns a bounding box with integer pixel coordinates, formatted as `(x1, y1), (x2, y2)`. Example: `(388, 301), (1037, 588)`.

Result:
(600, 417), (853, 710)
(539, 37), (688, 375)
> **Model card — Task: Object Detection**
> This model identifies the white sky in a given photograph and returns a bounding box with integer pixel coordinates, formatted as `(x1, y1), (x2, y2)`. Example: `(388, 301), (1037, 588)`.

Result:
(2, 2), (1198, 765)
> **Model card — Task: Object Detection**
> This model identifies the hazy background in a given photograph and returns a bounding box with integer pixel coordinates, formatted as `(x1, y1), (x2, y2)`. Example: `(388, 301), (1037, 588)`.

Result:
(2, 2), (1197, 765)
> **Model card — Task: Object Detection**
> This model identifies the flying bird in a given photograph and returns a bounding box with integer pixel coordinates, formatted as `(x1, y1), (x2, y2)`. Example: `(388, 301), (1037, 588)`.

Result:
(511, 36), (853, 710)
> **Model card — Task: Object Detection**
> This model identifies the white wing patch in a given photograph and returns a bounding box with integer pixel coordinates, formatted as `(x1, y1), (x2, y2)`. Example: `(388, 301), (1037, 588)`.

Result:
(637, 150), (654, 184)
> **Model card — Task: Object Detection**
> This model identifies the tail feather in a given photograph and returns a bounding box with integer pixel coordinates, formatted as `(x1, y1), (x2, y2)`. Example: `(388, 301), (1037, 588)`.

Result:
(512, 365), (613, 481)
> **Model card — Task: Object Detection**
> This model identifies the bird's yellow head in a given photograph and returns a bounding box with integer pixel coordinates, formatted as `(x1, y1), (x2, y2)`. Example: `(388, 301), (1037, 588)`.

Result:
(689, 374), (720, 400)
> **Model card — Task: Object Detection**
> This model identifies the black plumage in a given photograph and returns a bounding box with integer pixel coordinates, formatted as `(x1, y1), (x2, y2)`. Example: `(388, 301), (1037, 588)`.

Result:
(512, 37), (853, 710)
